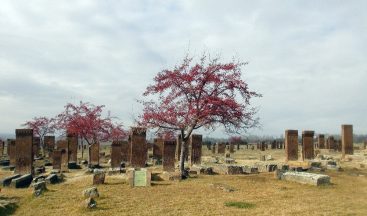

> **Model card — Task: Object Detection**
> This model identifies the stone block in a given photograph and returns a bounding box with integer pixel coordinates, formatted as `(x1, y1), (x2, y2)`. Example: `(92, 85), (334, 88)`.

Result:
(10, 174), (33, 188)
(281, 171), (330, 186)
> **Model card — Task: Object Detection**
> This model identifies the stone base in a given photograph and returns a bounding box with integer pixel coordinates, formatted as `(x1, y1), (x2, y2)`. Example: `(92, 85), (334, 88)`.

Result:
(10, 174), (33, 188)
(280, 171), (330, 186)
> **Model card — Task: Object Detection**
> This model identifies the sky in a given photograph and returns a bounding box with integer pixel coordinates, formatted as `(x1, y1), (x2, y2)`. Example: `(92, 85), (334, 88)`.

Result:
(0, 0), (366, 138)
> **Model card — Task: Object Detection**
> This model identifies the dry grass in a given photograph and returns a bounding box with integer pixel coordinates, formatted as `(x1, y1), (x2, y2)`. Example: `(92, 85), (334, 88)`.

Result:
(1, 148), (367, 215)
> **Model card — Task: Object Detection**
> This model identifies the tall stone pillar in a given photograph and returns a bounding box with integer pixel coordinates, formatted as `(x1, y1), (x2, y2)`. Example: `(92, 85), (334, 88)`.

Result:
(285, 130), (298, 161)
(302, 131), (314, 160)
(341, 124), (353, 156)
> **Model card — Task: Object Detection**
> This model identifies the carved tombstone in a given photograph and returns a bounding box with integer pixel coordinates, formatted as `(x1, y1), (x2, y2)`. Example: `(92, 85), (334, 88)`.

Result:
(318, 134), (325, 149)
(7, 139), (16, 165)
(111, 141), (122, 168)
(53, 150), (62, 170)
(153, 138), (164, 160)
(285, 130), (298, 161)
(189, 134), (202, 166)
(229, 143), (235, 153)
(57, 140), (69, 172)
(67, 133), (78, 163)
(121, 141), (129, 162)
(33, 136), (40, 158)
(90, 143), (100, 166)
(163, 140), (176, 172)
(15, 129), (34, 175)
(217, 143), (226, 154)
(342, 124), (353, 156)
(302, 131), (314, 160)
(129, 127), (147, 168)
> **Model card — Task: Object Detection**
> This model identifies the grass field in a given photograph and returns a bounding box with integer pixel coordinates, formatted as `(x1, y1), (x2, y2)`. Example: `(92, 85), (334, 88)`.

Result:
(1, 146), (367, 215)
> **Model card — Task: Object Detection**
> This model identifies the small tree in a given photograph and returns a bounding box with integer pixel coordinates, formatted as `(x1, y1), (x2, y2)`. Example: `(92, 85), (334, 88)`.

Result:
(139, 54), (261, 177)
(56, 101), (127, 164)
(23, 116), (56, 155)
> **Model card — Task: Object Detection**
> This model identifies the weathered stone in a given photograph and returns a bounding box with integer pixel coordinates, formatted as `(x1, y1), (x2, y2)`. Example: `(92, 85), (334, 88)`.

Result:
(67, 133), (78, 163)
(153, 138), (164, 160)
(129, 127), (147, 168)
(89, 143), (100, 167)
(56, 140), (69, 172)
(0, 159), (10, 166)
(45, 174), (59, 184)
(189, 134), (202, 166)
(217, 143), (226, 154)
(93, 172), (105, 185)
(15, 129), (34, 175)
(111, 141), (123, 168)
(52, 150), (62, 170)
(281, 171), (330, 186)
(285, 130), (298, 161)
(341, 124), (353, 157)
(163, 140), (176, 172)
(83, 187), (99, 198)
(0, 174), (21, 186)
(84, 198), (97, 209)
(212, 164), (243, 175)
(127, 168), (151, 187)
(190, 165), (214, 175)
(33, 137), (40, 158)
(302, 130), (315, 160)
(10, 174), (33, 188)
(32, 181), (47, 197)
(160, 171), (182, 181)
(243, 166), (259, 174)
(260, 155), (266, 161)
(7, 139), (16, 166)
(44, 136), (55, 156)
(318, 134), (325, 149)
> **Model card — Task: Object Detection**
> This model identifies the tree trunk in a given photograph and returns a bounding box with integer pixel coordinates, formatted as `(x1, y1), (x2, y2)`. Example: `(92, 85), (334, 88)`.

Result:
(179, 138), (186, 178)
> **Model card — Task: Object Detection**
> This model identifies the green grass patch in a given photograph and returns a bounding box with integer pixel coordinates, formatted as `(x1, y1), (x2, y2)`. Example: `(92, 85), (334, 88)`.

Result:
(224, 201), (255, 209)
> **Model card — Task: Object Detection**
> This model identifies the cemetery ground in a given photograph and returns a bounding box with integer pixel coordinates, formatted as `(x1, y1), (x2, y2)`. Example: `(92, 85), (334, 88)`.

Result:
(1, 146), (367, 216)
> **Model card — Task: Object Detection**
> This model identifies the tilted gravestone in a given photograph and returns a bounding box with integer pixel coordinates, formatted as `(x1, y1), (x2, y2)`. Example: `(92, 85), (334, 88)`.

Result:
(67, 133), (78, 163)
(7, 139), (16, 166)
(90, 143), (100, 166)
(33, 136), (40, 158)
(129, 127), (147, 168)
(163, 140), (176, 172)
(341, 124), (353, 156)
(153, 138), (164, 160)
(57, 140), (69, 172)
(121, 141), (129, 163)
(190, 134), (202, 166)
(15, 129), (34, 175)
(217, 143), (226, 154)
(302, 131), (314, 160)
(285, 130), (298, 161)
(111, 141), (122, 168)
(318, 134), (325, 149)
(53, 150), (62, 170)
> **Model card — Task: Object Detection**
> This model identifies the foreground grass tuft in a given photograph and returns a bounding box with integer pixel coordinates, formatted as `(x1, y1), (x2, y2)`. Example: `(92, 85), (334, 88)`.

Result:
(224, 201), (255, 209)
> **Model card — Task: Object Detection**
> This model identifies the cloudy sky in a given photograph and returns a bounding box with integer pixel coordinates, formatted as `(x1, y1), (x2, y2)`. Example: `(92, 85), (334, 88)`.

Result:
(0, 0), (366, 138)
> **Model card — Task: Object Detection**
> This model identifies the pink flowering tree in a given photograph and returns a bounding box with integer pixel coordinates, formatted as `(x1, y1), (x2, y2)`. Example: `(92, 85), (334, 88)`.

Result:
(139, 54), (261, 177)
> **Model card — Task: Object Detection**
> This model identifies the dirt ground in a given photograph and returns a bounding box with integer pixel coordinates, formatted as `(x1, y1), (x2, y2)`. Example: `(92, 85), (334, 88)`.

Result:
(1, 145), (367, 216)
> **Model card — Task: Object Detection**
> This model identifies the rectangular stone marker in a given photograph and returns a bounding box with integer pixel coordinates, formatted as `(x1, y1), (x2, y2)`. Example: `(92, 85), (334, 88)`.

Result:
(121, 141), (129, 162)
(0, 140), (3, 157)
(33, 136), (40, 157)
(111, 141), (122, 168)
(342, 124), (353, 156)
(318, 134), (325, 149)
(153, 138), (164, 160)
(190, 134), (202, 166)
(57, 140), (69, 172)
(67, 133), (78, 163)
(229, 143), (235, 153)
(217, 143), (226, 154)
(285, 130), (298, 161)
(211, 144), (216, 154)
(8, 139), (16, 166)
(44, 136), (55, 156)
(129, 127), (147, 168)
(280, 171), (330, 186)
(53, 150), (61, 170)
(15, 129), (34, 175)
(128, 168), (151, 187)
(90, 143), (100, 166)
(302, 131), (314, 160)
(326, 136), (335, 150)
(163, 140), (176, 172)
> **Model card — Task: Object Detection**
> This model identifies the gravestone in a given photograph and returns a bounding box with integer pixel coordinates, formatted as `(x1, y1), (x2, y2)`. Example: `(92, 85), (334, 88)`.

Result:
(153, 138), (164, 160)
(364, 141), (367, 150)
(211, 144), (216, 154)
(121, 141), (129, 162)
(33, 137), (40, 158)
(128, 168), (151, 187)
(285, 130), (298, 161)
(318, 134), (325, 149)
(44, 136), (55, 157)
(129, 127), (147, 168)
(341, 124), (353, 156)
(67, 133), (78, 163)
(111, 141), (122, 168)
(337, 139), (342, 152)
(190, 134), (202, 166)
(0, 140), (3, 156)
(163, 140), (176, 172)
(302, 131), (314, 160)
(15, 129), (34, 175)
(90, 143), (100, 166)
(7, 139), (16, 165)
(260, 141), (266, 151)
(57, 140), (69, 172)
(326, 136), (335, 150)
(229, 143), (235, 153)
(53, 150), (61, 170)
(217, 143), (226, 154)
